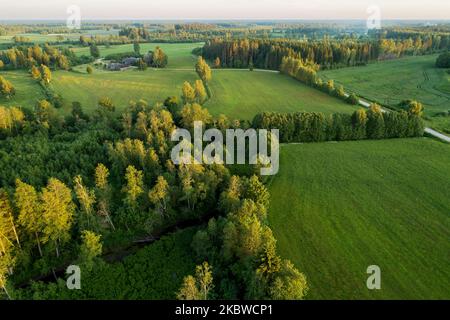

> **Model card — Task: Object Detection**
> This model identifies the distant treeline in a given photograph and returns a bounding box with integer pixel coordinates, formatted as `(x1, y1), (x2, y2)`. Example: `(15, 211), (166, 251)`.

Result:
(252, 103), (424, 143)
(202, 37), (450, 70)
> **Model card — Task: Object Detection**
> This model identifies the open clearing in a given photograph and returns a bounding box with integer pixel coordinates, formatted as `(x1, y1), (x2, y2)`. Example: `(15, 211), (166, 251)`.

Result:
(0, 70), (45, 108)
(72, 42), (203, 68)
(320, 55), (450, 132)
(51, 68), (199, 112)
(206, 70), (359, 121)
(268, 138), (450, 299)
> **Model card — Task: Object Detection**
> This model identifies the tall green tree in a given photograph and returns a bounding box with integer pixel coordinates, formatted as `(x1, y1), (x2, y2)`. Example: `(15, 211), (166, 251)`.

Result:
(148, 176), (170, 216)
(78, 230), (102, 271)
(90, 43), (100, 59)
(122, 165), (144, 210)
(0, 189), (20, 253)
(367, 104), (385, 139)
(15, 179), (44, 256)
(41, 178), (75, 258)
(181, 81), (196, 104)
(74, 175), (96, 230)
(194, 80), (207, 104)
(40, 65), (52, 85)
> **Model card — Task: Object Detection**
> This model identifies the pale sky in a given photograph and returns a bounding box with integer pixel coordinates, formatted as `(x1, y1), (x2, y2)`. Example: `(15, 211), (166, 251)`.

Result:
(1, 0), (450, 20)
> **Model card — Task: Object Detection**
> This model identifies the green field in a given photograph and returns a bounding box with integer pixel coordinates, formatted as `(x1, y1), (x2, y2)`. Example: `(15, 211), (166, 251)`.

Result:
(51, 68), (198, 112)
(0, 70), (45, 108)
(206, 70), (359, 120)
(268, 138), (450, 299)
(72, 42), (203, 68)
(320, 55), (450, 132)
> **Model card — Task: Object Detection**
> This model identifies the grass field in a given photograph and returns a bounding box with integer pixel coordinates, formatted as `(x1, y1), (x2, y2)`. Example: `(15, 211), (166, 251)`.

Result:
(320, 55), (450, 132)
(0, 70), (45, 109)
(72, 42), (203, 68)
(206, 70), (359, 121)
(52, 68), (198, 112)
(268, 138), (450, 299)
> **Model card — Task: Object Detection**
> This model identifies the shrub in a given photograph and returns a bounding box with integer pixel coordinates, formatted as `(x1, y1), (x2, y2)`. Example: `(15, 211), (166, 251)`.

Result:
(436, 52), (450, 68)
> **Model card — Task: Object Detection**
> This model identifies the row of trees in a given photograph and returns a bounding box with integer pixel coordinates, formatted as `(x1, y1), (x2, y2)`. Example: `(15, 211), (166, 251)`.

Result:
(201, 37), (450, 71)
(375, 28), (450, 54)
(30, 64), (52, 85)
(279, 56), (359, 105)
(195, 56), (212, 83)
(253, 103), (424, 143)
(178, 175), (308, 300)
(182, 81), (208, 105)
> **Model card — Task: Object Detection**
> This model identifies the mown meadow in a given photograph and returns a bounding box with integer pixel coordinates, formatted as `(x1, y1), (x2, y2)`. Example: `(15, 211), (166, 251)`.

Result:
(268, 138), (450, 299)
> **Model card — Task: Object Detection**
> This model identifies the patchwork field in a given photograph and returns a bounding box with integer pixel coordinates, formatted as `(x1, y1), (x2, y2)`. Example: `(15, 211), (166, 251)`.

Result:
(206, 70), (359, 120)
(320, 55), (450, 132)
(72, 42), (203, 68)
(268, 138), (450, 299)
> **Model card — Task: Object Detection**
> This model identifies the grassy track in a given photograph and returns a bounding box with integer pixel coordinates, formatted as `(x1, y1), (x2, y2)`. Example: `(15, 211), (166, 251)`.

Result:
(268, 138), (450, 299)
(320, 55), (450, 132)
(206, 70), (359, 121)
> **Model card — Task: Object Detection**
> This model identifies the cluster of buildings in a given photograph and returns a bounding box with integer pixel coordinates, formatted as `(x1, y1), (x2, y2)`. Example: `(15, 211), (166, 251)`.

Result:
(107, 57), (140, 71)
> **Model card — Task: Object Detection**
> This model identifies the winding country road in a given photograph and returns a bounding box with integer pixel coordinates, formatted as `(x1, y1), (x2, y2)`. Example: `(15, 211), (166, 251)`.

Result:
(345, 94), (450, 143)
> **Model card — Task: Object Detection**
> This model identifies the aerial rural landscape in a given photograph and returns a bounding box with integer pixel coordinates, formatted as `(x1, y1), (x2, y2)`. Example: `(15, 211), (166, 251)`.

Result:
(0, 0), (449, 304)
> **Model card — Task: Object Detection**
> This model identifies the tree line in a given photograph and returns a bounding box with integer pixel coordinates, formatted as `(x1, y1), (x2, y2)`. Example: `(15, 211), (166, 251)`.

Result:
(201, 37), (450, 71)
(279, 56), (359, 105)
(253, 102), (424, 143)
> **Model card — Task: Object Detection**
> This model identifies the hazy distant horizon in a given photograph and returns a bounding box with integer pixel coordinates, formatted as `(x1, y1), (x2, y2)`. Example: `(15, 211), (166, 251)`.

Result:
(1, 0), (450, 20)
